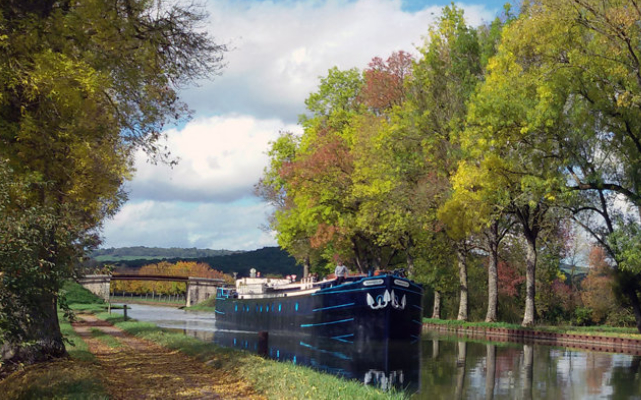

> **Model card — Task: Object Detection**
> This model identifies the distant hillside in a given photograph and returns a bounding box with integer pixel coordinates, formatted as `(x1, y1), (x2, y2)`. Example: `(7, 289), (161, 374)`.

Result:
(92, 246), (300, 278)
(201, 247), (300, 277)
(92, 246), (239, 262)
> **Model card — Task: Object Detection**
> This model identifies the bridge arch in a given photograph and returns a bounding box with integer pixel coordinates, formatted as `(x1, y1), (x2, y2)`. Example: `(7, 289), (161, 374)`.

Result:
(77, 274), (224, 306)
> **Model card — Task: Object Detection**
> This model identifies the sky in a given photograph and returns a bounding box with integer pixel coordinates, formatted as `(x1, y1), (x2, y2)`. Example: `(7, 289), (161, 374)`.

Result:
(101, 0), (512, 251)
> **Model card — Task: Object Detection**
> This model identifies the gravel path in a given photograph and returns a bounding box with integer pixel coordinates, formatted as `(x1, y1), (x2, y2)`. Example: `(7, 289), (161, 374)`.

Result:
(72, 315), (264, 399)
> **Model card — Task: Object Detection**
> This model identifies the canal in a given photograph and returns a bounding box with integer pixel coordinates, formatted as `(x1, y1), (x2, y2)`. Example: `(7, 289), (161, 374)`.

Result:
(112, 304), (641, 399)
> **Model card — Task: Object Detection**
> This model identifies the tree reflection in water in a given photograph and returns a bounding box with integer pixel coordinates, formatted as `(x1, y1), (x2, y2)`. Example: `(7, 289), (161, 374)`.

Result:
(454, 341), (467, 400)
(485, 344), (496, 400)
(420, 332), (641, 399)
(112, 305), (641, 398)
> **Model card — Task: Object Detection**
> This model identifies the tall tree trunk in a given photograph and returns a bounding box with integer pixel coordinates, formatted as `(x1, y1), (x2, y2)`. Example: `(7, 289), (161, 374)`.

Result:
(406, 251), (415, 276)
(522, 236), (537, 327)
(303, 256), (310, 278)
(457, 246), (468, 321)
(1, 290), (66, 366)
(485, 223), (499, 323)
(432, 290), (441, 319)
(515, 202), (544, 327)
(485, 248), (498, 322)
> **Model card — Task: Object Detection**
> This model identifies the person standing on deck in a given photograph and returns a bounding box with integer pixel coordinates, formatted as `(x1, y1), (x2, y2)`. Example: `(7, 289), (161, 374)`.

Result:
(334, 261), (348, 285)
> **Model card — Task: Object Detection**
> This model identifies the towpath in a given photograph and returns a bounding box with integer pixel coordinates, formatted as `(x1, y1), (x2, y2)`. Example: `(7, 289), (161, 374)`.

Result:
(71, 315), (264, 399)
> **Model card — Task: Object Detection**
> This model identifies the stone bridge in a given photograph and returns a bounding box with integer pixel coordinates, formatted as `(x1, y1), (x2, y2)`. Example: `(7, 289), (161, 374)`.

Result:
(77, 274), (224, 306)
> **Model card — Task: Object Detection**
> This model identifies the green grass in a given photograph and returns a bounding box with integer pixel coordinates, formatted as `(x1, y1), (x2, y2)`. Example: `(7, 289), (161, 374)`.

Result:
(62, 281), (106, 306)
(90, 328), (123, 349)
(59, 311), (95, 362)
(541, 325), (640, 338)
(96, 312), (406, 400)
(61, 281), (109, 314)
(423, 318), (641, 338)
(184, 295), (217, 312)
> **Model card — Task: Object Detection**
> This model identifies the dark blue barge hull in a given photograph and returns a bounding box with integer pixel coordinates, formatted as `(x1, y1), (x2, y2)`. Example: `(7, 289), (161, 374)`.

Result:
(214, 274), (423, 342)
(213, 330), (421, 392)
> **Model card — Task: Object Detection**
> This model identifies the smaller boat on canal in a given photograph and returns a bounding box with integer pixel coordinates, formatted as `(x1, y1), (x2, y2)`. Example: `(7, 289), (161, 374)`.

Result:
(214, 271), (423, 343)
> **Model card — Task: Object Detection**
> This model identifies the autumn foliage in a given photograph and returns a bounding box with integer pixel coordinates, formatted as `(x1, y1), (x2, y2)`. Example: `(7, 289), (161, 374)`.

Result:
(111, 261), (234, 295)
(258, 2), (641, 332)
(360, 51), (413, 112)
(581, 247), (618, 324)
(497, 261), (525, 298)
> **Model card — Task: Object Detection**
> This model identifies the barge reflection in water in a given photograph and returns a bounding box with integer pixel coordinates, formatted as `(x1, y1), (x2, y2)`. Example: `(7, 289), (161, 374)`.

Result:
(212, 329), (421, 393)
(113, 304), (641, 398)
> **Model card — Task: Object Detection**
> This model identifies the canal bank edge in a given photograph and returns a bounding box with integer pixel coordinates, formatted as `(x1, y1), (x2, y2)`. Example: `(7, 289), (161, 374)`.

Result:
(423, 323), (641, 356)
(92, 311), (405, 400)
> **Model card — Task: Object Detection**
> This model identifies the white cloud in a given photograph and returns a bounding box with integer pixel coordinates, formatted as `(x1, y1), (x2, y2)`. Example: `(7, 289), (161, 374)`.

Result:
(102, 199), (277, 250)
(184, 0), (495, 122)
(103, 0), (500, 250)
(128, 115), (301, 203)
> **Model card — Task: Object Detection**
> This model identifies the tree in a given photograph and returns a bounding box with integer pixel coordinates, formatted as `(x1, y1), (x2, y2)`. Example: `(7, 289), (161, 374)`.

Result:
(262, 66), (411, 274)
(535, 219), (577, 324)
(0, 163), (71, 363)
(454, 0), (588, 326)
(359, 51), (413, 114)
(472, 0), (641, 332)
(581, 246), (619, 324)
(0, 0), (226, 366)
(255, 132), (321, 277)
(406, 4), (482, 321)
(439, 159), (518, 322)
(435, 7), (514, 324)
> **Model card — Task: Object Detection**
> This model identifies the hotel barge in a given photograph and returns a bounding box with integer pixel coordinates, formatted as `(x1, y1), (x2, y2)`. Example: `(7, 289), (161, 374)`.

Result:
(214, 273), (423, 342)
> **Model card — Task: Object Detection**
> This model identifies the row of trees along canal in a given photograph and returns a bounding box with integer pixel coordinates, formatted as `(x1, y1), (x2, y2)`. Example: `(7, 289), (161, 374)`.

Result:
(256, 2), (641, 333)
(0, 1), (227, 368)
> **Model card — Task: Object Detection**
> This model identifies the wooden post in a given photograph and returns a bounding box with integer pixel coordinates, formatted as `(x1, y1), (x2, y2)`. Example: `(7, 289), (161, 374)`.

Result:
(123, 305), (128, 321)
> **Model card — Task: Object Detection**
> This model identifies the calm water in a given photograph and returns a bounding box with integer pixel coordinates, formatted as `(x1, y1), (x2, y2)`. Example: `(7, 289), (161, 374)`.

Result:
(420, 333), (641, 399)
(113, 304), (641, 399)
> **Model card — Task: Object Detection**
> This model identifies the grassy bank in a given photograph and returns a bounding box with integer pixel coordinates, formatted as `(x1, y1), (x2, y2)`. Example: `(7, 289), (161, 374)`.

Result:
(1, 282), (404, 399)
(184, 295), (217, 312)
(423, 318), (641, 339)
(96, 311), (404, 400)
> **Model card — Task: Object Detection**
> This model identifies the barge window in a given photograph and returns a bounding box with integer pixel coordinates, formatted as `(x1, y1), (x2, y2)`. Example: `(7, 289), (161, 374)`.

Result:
(278, 304), (282, 312)
(295, 302), (299, 311)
